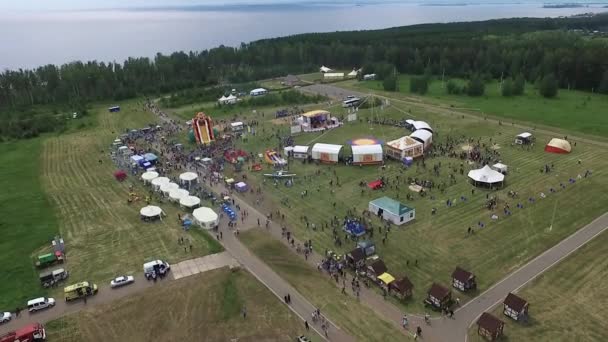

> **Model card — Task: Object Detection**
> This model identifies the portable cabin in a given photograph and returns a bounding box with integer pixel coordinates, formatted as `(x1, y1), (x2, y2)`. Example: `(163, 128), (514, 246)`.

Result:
(515, 132), (533, 145)
(503, 293), (529, 321)
(108, 106), (120, 113)
(346, 247), (366, 269)
(363, 74), (376, 81)
(368, 197), (415, 226)
(389, 276), (414, 299)
(451, 267), (477, 292)
(250, 88), (268, 97)
(477, 312), (505, 341)
(292, 145), (309, 159)
(425, 283), (452, 309)
(366, 259), (388, 282)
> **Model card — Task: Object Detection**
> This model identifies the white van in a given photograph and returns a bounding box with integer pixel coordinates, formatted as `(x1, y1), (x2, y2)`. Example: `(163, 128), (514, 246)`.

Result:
(27, 297), (56, 312)
(143, 260), (171, 278)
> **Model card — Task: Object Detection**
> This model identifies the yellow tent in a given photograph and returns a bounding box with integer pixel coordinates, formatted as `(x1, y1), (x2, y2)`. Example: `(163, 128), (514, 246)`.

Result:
(378, 272), (395, 285)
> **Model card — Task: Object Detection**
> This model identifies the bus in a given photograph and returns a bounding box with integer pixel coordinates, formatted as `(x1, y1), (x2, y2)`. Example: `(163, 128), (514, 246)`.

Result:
(342, 97), (360, 108)
(64, 281), (98, 301)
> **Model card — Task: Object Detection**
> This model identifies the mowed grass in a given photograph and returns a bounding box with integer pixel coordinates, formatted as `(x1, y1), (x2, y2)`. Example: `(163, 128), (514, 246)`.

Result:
(467, 229), (608, 342)
(0, 139), (59, 308)
(40, 99), (221, 292)
(46, 268), (318, 342)
(240, 230), (406, 340)
(230, 100), (608, 314)
(349, 75), (608, 137)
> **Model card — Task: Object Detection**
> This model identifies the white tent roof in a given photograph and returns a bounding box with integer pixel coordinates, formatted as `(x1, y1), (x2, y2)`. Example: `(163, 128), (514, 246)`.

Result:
(231, 122), (243, 127)
(312, 143), (343, 154)
(235, 181), (247, 187)
(130, 155), (144, 162)
(179, 195), (201, 208)
(118, 146), (128, 150)
(320, 66), (332, 72)
(160, 182), (179, 194)
(386, 136), (422, 150)
(351, 144), (383, 155)
(293, 145), (309, 154)
(250, 88), (267, 93)
(141, 171), (159, 181)
(412, 121), (432, 132)
(219, 95), (227, 101)
(226, 94), (237, 100)
(468, 165), (505, 184)
(405, 119), (415, 125)
(169, 189), (189, 201)
(179, 172), (198, 182)
(410, 130), (433, 143)
(546, 138), (571, 152)
(348, 70), (358, 76)
(493, 163), (508, 171)
(517, 132), (532, 139)
(193, 207), (218, 224)
(202, 157), (212, 162)
(151, 177), (170, 187)
(140, 205), (163, 218)
(114, 139), (121, 143)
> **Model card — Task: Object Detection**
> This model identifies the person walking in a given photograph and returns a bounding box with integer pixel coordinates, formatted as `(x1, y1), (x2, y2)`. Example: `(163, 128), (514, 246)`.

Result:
(304, 320), (309, 331)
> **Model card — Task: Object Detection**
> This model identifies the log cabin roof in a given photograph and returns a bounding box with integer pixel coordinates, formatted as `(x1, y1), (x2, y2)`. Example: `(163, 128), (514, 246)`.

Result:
(504, 293), (528, 312)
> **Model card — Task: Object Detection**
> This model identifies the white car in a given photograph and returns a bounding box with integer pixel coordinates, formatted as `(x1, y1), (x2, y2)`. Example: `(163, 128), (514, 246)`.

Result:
(110, 275), (135, 288)
(0, 312), (11, 324)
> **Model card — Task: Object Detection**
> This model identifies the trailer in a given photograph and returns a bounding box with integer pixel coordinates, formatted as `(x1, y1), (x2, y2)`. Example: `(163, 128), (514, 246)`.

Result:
(35, 251), (64, 268)
(0, 322), (46, 342)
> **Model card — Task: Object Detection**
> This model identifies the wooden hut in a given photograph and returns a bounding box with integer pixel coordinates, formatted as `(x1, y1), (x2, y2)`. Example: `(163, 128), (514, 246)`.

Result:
(346, 247), (366, 269)
(503, 293), (529, 321)
(366, 259), (388, 282)
(451, 267), (477, 292)
(425, 283), (452, 309)
(477, 312), (505, 341)
(389, 276), (414, 299)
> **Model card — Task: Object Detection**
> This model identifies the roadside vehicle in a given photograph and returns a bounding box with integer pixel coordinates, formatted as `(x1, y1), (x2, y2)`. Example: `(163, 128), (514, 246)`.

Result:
(110, 275), (135, 288)
(143, 260), (170, 279)
(39, 268), (69, 288)
(0, 322), (46, 342)
(64, 282), (98, 301)
(27, 297), (55, 312)
(34, 251), (64, 268)
(0, 312), (11, 324)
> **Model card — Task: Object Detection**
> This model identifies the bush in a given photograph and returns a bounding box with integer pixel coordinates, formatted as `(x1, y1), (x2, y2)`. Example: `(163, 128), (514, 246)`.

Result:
(466, 77), (485, 97)
(446, 80), (462, 95)
(383, 75), (398, 91)
(539, 74), (558, 98)
(501, 79), (513, 97)
(410, 76), (429, 94)
(512, 74), (525, 95)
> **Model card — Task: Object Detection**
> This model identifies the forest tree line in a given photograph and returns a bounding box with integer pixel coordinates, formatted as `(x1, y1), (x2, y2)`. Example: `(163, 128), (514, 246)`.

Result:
(1, 14), (608, 139)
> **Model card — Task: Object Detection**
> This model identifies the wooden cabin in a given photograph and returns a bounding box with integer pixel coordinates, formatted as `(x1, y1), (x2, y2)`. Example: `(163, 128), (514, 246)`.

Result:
(425, 283), (452, 309)
(346, 247), (366, 269)
(366, 259), (388, 282)
(477, 312), (505, 341)
(452, 266), (477, 292)
(389, 276), (414, 299)
(503, 293), (529, 321)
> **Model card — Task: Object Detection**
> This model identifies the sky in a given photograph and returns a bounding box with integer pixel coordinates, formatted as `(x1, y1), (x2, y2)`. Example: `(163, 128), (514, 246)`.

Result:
(3, 0), (606, 11)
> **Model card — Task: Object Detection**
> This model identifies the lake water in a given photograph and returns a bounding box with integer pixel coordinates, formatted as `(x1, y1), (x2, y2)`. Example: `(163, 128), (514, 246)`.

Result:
(1, 3), (606, 70)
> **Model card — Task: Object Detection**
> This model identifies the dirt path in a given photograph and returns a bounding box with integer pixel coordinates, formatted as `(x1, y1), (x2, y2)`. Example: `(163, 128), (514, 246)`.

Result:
(0, 252), (236, 335)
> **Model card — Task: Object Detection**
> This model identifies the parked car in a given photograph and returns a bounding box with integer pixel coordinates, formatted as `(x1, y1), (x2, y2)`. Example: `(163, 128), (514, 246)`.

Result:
(296, 336), (311, 342)
(27, 297), (55, 312)
(110, 275), (135, 288)
(0, 311), (11, 324)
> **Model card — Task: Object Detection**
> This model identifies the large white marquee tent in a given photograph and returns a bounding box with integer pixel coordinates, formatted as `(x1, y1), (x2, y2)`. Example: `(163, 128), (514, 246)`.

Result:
(151, 177), (170, 190)
(160, 182), (179, 195)
(179, 196), (201, 209)
(468, 165), (505, 187)
(140, 205), (164, 220)
(311, 143), (343, 163)
(385, 136), (424, 159)
(412, 121), (433, 133)
(192, 207), (219, 229)
(141, 171), (159, 183)
(410, 130), (433, 149)
(169, 189), (189, 202)
(179, 172), (198, 186)
(351, 144), (383, 165)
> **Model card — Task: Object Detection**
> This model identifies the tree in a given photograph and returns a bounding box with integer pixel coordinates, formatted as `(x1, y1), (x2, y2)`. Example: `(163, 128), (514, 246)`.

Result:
(409, 76), (429, 94)
(512, 74), (525, 95)
(539, 73), (558, 98)
(598, 70), (608, 95)
(383, 75), (398, 92)
(466, 77), (485, 97)
(501, 79), (513, 97)
(446, 80), (462, 95)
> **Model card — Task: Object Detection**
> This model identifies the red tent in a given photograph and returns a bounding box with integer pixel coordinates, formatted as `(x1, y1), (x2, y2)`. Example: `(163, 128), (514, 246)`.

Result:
(114, 170), (127, 182)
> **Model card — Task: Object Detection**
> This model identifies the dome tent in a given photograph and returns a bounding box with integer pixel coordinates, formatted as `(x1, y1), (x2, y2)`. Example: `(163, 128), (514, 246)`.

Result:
(545, 138), (571, 154)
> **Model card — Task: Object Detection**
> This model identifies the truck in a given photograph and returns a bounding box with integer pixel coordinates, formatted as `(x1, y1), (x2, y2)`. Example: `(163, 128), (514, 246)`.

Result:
(64, 281), (98, 302)
(143, 259), (171, 279)
(39, 268), (69, 288)
(0, 322), (46, 342)
(34, 251), (64, 268)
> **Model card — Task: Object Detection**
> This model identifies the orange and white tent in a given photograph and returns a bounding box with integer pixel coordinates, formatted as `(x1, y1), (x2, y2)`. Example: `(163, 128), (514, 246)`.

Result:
(544, 138), (571, 154)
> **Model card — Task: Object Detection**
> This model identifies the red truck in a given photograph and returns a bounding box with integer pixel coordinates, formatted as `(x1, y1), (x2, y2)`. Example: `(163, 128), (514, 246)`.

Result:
(0, 323), (46, 342)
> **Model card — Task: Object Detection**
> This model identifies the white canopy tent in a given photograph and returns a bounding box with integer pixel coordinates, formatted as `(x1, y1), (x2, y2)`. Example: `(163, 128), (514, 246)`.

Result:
(179, 172), (198, 186)
(468, 165), (505, 187)
(412, 121), (433, 133)
(151, 177), (170, 190)
(141, 171), (159, 183)
(169, 189), (189, 202)
(385, 136), (424, 159)
(410, 130), (433, 148)
(311, 143), (343, 163)
(351, 144), (383, 165)
(293, 145), (309, 159)
(179, 195), (201, 209)
(192, 207), (219, 230)
(319, 65), (333, 73)
(492, 163), (508, 174)
(130, 155), (144, 164)
(347, 69), (358, 77)
(140, 205), (164, 220)
(160, 182), (179, 195)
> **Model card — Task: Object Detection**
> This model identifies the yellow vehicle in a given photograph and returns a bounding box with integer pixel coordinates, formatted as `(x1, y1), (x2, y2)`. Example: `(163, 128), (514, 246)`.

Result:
(64, 281), (98, 301)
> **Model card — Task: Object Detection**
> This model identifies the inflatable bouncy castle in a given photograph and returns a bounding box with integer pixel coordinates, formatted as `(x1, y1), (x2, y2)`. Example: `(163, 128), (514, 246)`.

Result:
(192, 112), (215, 145)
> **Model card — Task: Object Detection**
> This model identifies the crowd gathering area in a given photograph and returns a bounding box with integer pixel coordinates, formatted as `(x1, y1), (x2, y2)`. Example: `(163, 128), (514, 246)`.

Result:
(96, 87), (607, 341)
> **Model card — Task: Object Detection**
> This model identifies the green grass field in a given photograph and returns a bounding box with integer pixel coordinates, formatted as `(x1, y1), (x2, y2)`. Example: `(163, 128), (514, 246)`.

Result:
(468, 229), (608, 342)
(348, 75), (608, 137)
(240, 230), (407, 340)
(37, 100), (221, 299)
(46, 268), (319, 341)
(0, 139), (59, 308)
(224, 97), (608, 315)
